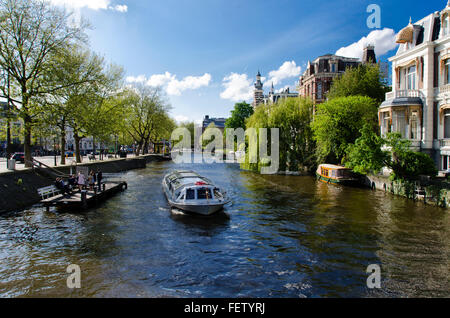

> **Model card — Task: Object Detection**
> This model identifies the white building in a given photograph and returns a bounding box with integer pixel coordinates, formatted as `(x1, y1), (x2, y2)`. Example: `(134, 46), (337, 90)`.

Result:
(379, 1), (450, 171)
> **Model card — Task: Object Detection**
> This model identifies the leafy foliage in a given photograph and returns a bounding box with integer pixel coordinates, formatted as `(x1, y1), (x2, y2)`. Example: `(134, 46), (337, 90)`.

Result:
(344, 124), (390, 174)
(225, 102), (254, 130)
(311, 96), (379, 164)
(327, 63), (390, 104)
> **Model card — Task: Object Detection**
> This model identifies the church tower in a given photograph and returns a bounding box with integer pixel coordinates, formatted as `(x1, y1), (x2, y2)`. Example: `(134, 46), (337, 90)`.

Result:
(252, 71), (264, 108)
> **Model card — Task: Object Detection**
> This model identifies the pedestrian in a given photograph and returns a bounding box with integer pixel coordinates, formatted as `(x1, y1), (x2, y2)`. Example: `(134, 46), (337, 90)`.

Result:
(88, 170), (95, 191)
(77, 172), (85, 191)
(97, 169), (103, 191)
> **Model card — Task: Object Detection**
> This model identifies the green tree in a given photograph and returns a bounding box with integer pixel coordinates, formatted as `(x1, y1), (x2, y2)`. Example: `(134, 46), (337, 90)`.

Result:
(122, 84), (172, 155)
(39, 45), (105, 164)
(385, 133), (437, 180)
(344, 124), (390, 175)
(225, 102), (254, 130)
(312, 96), (379, 164)
(268, 97), (315, 172)
(177, 121), (195, 147)
(327, 63), (390, 104)
(0, 0), (87, 166)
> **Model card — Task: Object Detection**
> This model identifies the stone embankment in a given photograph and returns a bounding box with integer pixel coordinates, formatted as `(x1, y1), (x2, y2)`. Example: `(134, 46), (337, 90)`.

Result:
(0, 155), (168, 214)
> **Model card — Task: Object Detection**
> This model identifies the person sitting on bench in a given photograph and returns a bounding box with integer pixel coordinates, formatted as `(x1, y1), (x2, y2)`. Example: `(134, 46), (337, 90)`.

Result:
(55, 177), (71, 195)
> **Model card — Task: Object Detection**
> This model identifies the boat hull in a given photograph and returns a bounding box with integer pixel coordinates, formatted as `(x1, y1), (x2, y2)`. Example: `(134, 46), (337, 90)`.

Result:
(316, 173), (359, 186)
(162, 180), (226, 216)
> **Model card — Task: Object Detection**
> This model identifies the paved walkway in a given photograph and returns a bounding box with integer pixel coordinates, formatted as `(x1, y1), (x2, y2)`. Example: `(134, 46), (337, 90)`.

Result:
(0, 154), (140, 174)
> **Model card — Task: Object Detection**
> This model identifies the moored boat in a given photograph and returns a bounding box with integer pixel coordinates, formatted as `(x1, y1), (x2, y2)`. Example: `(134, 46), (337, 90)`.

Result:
(162, 170), (229, 216)
(316, 164), (359, 186)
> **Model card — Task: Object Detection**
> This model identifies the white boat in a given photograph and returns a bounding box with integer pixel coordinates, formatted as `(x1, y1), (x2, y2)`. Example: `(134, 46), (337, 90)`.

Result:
(162, 170), (229, 216)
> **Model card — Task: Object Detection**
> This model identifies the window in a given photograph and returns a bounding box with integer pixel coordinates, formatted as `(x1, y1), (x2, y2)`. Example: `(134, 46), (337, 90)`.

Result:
(444, 17), (449, 36)
(197, 188), (212, 200)
(186, 189), (195, 200)
(317, 82), (322, 100)
(393, 111), (406, 138)
(213, 188), (223, 200)
(407, 66), (416, 90)
(380, 112), (391, 137)
(446, 60), (450, 85)
(331, 64), (336, 73)
(445, 110), (450, 139)
(410, 112), (419, 140)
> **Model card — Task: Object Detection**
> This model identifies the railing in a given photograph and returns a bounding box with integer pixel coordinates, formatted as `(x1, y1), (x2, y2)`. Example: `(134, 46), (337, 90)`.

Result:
(436, 84), (450, 95)
(440, 139), (450, 147)
(25, 158), (70, 179)
(385, 89), (423, 100)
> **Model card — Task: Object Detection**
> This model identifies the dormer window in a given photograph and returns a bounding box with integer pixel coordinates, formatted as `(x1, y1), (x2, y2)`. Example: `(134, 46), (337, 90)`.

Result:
(444, 16), (449, 36)
(407, 66), (416, 90)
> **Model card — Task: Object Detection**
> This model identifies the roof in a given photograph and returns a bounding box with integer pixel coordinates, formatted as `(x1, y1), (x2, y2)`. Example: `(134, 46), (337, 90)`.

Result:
(318, 164), (351, 170)
(380, 97), (423, 108)
(166, 170), (213, 190)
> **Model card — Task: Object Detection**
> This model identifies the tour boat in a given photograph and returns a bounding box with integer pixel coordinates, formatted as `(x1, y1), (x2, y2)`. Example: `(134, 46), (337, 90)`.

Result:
(162, 170), (229, 215)
(316, 164), (359, 186)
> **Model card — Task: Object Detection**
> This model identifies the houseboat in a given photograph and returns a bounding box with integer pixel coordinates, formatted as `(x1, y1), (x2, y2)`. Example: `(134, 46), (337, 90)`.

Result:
(316, 164), (359, 186)
(162, 170), (229, 216)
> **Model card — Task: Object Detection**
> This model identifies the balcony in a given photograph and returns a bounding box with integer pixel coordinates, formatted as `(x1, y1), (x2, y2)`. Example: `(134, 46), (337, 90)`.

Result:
(385, 90), (424, 101)
(435, 84), (450, 99)
(440, 139), (450, 148)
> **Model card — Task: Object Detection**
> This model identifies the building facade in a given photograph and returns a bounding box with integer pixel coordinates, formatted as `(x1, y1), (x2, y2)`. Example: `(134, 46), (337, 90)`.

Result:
(378, 2), (450, 171)
(298, 55), (361, 104)
(202, 115), (227, 133)
(298, 46), (377, 105)
(252, 72), (299, 108)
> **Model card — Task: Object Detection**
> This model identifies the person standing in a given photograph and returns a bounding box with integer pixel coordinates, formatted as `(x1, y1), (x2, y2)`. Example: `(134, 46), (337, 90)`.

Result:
(97, 169), (103, 192)
(77, 172), (85, 191)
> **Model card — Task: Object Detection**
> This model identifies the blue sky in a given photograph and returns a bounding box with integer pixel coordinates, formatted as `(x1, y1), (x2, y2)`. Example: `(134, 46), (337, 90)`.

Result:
(51, 0), (444, 124)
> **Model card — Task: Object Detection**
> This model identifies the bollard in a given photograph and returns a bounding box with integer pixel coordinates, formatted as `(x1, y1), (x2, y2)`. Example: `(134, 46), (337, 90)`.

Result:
(81, 190), (87, 209)
(102, 183), (106, 192)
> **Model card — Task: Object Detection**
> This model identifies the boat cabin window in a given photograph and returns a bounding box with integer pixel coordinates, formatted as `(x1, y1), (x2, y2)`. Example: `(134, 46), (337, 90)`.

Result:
(197, 188), (212, 200)
(186, 189), (195, 200)
(213, 188), (223, 200)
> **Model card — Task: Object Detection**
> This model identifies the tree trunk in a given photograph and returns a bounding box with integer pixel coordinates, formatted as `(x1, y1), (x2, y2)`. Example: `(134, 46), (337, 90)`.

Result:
(23, 114), (32, 167)
(74, 133), (82, 163)
(143, 139), (149, 155)
(60, 129), (66, 165)
(92, 136), (96, 159)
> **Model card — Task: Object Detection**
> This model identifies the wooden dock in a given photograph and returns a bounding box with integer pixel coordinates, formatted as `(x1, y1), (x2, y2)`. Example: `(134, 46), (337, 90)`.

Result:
(41, 182), (128, 211)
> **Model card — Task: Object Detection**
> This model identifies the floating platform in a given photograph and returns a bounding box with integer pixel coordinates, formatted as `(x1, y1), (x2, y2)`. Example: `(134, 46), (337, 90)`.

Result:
(41, 182), (128, 211)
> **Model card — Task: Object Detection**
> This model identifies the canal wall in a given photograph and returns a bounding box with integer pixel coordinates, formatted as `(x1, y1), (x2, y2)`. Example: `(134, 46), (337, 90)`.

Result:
(362, 174), (450, 209)
(0, 155), (167, 214)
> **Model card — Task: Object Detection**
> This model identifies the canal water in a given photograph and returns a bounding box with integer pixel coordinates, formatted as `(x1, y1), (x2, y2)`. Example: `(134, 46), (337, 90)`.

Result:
(0, 159), (449, 297)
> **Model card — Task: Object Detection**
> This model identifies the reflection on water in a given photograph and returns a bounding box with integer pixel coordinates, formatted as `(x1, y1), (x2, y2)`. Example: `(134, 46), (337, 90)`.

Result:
(0, 160), (449, 297)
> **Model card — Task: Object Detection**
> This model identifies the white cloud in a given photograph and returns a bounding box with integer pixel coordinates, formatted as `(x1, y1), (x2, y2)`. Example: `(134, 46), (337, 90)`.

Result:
(111, 4), (128, 12)
(126, 72), (211, 96)
(266, 61), (301, 86)
(166, 74), (211, 96)
(220, 73), (254, 102)
(146, 72), (176, 87)
(125, 75), (147, 83)
(335, 28), (398, 60)
(49, 0), (128, 13)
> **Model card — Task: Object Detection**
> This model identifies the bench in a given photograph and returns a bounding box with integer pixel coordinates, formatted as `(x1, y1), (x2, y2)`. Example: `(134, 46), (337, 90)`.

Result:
(38, 185), (61, 200)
